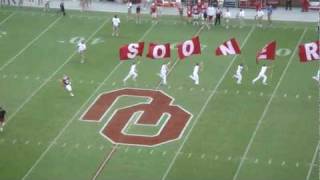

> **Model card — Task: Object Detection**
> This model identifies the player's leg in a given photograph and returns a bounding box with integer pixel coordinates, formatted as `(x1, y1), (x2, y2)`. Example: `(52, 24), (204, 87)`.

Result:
(162, 73), (167, 85)
(194, 73), (199, 85)
(66, 85), (74, 96)
(252, 75), (260, 84)
(132, 72), (138, 81)
(262, 74), (267, 85)
(123, 72), (131, 83)
(112, 26), (115, 36)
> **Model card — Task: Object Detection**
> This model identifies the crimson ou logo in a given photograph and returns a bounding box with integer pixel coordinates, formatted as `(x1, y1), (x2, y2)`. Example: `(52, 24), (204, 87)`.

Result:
(81, 88), (192, 147)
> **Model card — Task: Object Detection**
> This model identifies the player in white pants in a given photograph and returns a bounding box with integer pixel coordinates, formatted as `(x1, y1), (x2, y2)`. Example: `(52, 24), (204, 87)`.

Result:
(123, 62), (138, 84)
(312, 69), (320, 82)
(233, 64), (244, 84)
(190, 63), (200, 85)
(62, 75), (74, 97)
(252, 65), (268, 85)
(158, 62), (169, 85)
(77, 40), (87, 63)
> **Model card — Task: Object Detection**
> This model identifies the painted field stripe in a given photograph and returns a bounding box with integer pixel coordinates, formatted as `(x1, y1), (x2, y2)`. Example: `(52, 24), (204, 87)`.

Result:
(21, 22), (156, 180)
(5, 18), (109, 125)
(0, 12), (15, 26)
(232, 28), (307, 180)
(306, 142), (319, 180)
(161, 26), (256, 180)
(0, 16), (62, 72)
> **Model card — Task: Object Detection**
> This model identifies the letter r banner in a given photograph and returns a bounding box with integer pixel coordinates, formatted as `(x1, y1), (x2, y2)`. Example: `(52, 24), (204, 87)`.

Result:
(81, 88), (192, 147)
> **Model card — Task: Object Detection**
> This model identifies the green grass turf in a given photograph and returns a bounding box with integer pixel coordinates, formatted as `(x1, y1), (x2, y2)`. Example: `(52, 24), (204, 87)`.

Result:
(0, 7), (318, 180)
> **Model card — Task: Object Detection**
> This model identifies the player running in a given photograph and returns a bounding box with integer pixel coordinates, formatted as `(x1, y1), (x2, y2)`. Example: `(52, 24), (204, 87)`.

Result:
(62, 75), (74, 96)
(77, 40), (87, 63)
(312, 69), (320, 83)
(112, 15), (121, 37)
(158, 62), (169, 85)
(189, 63), (201, 85)
(233, 63), (244, 84)
(123, 62), (138, 84)
(252, 64), (269, 85)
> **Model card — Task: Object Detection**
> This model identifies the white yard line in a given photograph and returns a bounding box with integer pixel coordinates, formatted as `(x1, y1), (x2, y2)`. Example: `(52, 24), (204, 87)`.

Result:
(21, 22), (156, 180)
(0, 16), (62, 72)
(306, 142), (319, 180)
(161, 26), (256, 180)
(0, 12), (15, 26)
(5, 18), (109, 125)
(232, 28), (307, 180)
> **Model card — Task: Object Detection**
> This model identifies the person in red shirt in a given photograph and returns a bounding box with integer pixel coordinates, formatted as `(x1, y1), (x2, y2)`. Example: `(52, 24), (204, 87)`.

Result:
(186, 6), (192, 23)
(301, 0), (309, 12)
(150, 3), (158, 24)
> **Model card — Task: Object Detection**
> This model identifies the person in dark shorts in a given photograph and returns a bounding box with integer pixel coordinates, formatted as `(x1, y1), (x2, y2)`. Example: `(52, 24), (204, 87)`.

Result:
(215, 7), (222, 26)
(59, 2), (66, 16)
(0, 107), (6, 132)
(136, 5), (141, 24)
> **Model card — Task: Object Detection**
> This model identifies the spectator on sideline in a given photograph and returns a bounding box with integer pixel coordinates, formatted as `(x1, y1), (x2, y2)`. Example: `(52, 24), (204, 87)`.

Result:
(127, 0), (132, 21)
(285, 0), (292, 10)
(215, 7), (222, 26)
(59, 1), (66, 16)
(266, 4), (273, 26)
(44, 0), (49, 11)
(301, 0), (309, 12)
(136, 5), (141, 24)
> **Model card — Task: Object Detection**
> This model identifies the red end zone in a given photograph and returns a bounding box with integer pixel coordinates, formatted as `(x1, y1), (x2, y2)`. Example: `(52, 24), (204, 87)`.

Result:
(81, 88), (193, 147)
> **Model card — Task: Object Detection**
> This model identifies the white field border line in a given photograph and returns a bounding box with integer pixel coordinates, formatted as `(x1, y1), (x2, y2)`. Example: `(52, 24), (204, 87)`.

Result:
(306, 142), (319, 180)
(0, 16), (62, 72)
(5, 18), (110, 125)
(161, 25), (256, 180)
(91, 24), (204, 180)
(232, 28), (307, 180)
(0, 12), (15, 26)
(21, 22), (157, 180)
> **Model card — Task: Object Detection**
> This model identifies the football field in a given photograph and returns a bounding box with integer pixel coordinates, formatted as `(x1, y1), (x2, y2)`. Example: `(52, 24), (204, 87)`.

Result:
(0, 7), (319, 180)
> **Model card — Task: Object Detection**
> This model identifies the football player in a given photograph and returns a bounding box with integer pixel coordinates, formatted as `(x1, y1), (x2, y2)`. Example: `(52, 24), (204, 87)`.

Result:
(62, 75), (74, 96)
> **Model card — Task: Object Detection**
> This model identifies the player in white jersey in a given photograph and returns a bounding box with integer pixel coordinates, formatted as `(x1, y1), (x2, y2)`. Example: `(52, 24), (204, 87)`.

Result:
(223, 8), (231, 29)
(158, 62), (169, 85)
(233, 64), (244, 84)
(237, 8), (245, 28)
(62, 75), (74, 96)
(207, 5), (215, 25)
(189, 63), (200, 85)
(123, 62), (138, 84)
(77, 40), (87, 63)
(312, 69), (320, 82)
(112, 15), (121, 37)
(252, 64), (268, 85)
(255, 9), (264, 28)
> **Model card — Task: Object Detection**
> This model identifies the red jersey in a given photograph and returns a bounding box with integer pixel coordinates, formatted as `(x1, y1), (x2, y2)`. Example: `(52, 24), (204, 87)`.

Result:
(62, 77), (71, 86)
(151, 5), (156, 13)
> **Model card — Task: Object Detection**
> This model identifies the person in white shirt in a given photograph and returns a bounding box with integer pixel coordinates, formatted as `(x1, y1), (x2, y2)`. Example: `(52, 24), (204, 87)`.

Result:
(189, 63), (200, 85)
(77, 40), (87, 63)
(252, 64), (268, 85)
(127, 1), (132, 21)
(123, 62), (138, 84)
(207, 5), (215, 25)
(112, 15), (121, 37)
(62, 75), (74, 96)
(237, 8), (245, 28)
(255, 9), (264, 28)
(233, 64), (244, 84)
(158, 62), (169, 85)
(223, 8), (231, 29)
(312, 69), (320, 82)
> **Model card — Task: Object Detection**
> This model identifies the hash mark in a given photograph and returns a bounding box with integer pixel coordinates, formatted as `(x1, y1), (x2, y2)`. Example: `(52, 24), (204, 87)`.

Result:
(12, 139), (17, 144)
(228, 156), (232, 161)
(190, 87), (194, 91)
(236, 90), (239, 94)
(25, 76), (29, 79)
(259, 92), (263, 96)
(37, 142), (41, 146)
(99, 145), (104, 150)
(137, 148), (142, 153)
(112, 82), (116, 86)
(13, 75), (18, 79)
(308, 95), (312, 99)
(87, 145), (91, 149)
(214, 155), (219, 160)
(187, 153), (192, 158)
(248, 91), (251, 95)
(79, 80), (83, 84)
(281, 161), (286, 166)
(268, 159), (272, 165)
(62, 143), (66, 147)
(254, 158), (259, 164)
(75, 144), (80, 148)
(296, 162), (299, 167)
(90, 80), (94, 84)
(162, 151), (167, 156)
(201, 88), (205, 91)
(150, 150), (154, 154)
(296, 94), (299, 98)
(124, 147), (129, 153)
(201, 154), (206, 159)
(224, 89), (228, 94)
(25, 140), (30, 145)
(2, 74), (7, 78)
(284, 94), (287, 98)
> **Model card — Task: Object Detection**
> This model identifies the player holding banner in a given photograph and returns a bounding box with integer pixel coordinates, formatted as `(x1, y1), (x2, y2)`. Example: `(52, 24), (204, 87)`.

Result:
(123, 62), (138, 84)
(158, 62), (169, 85)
